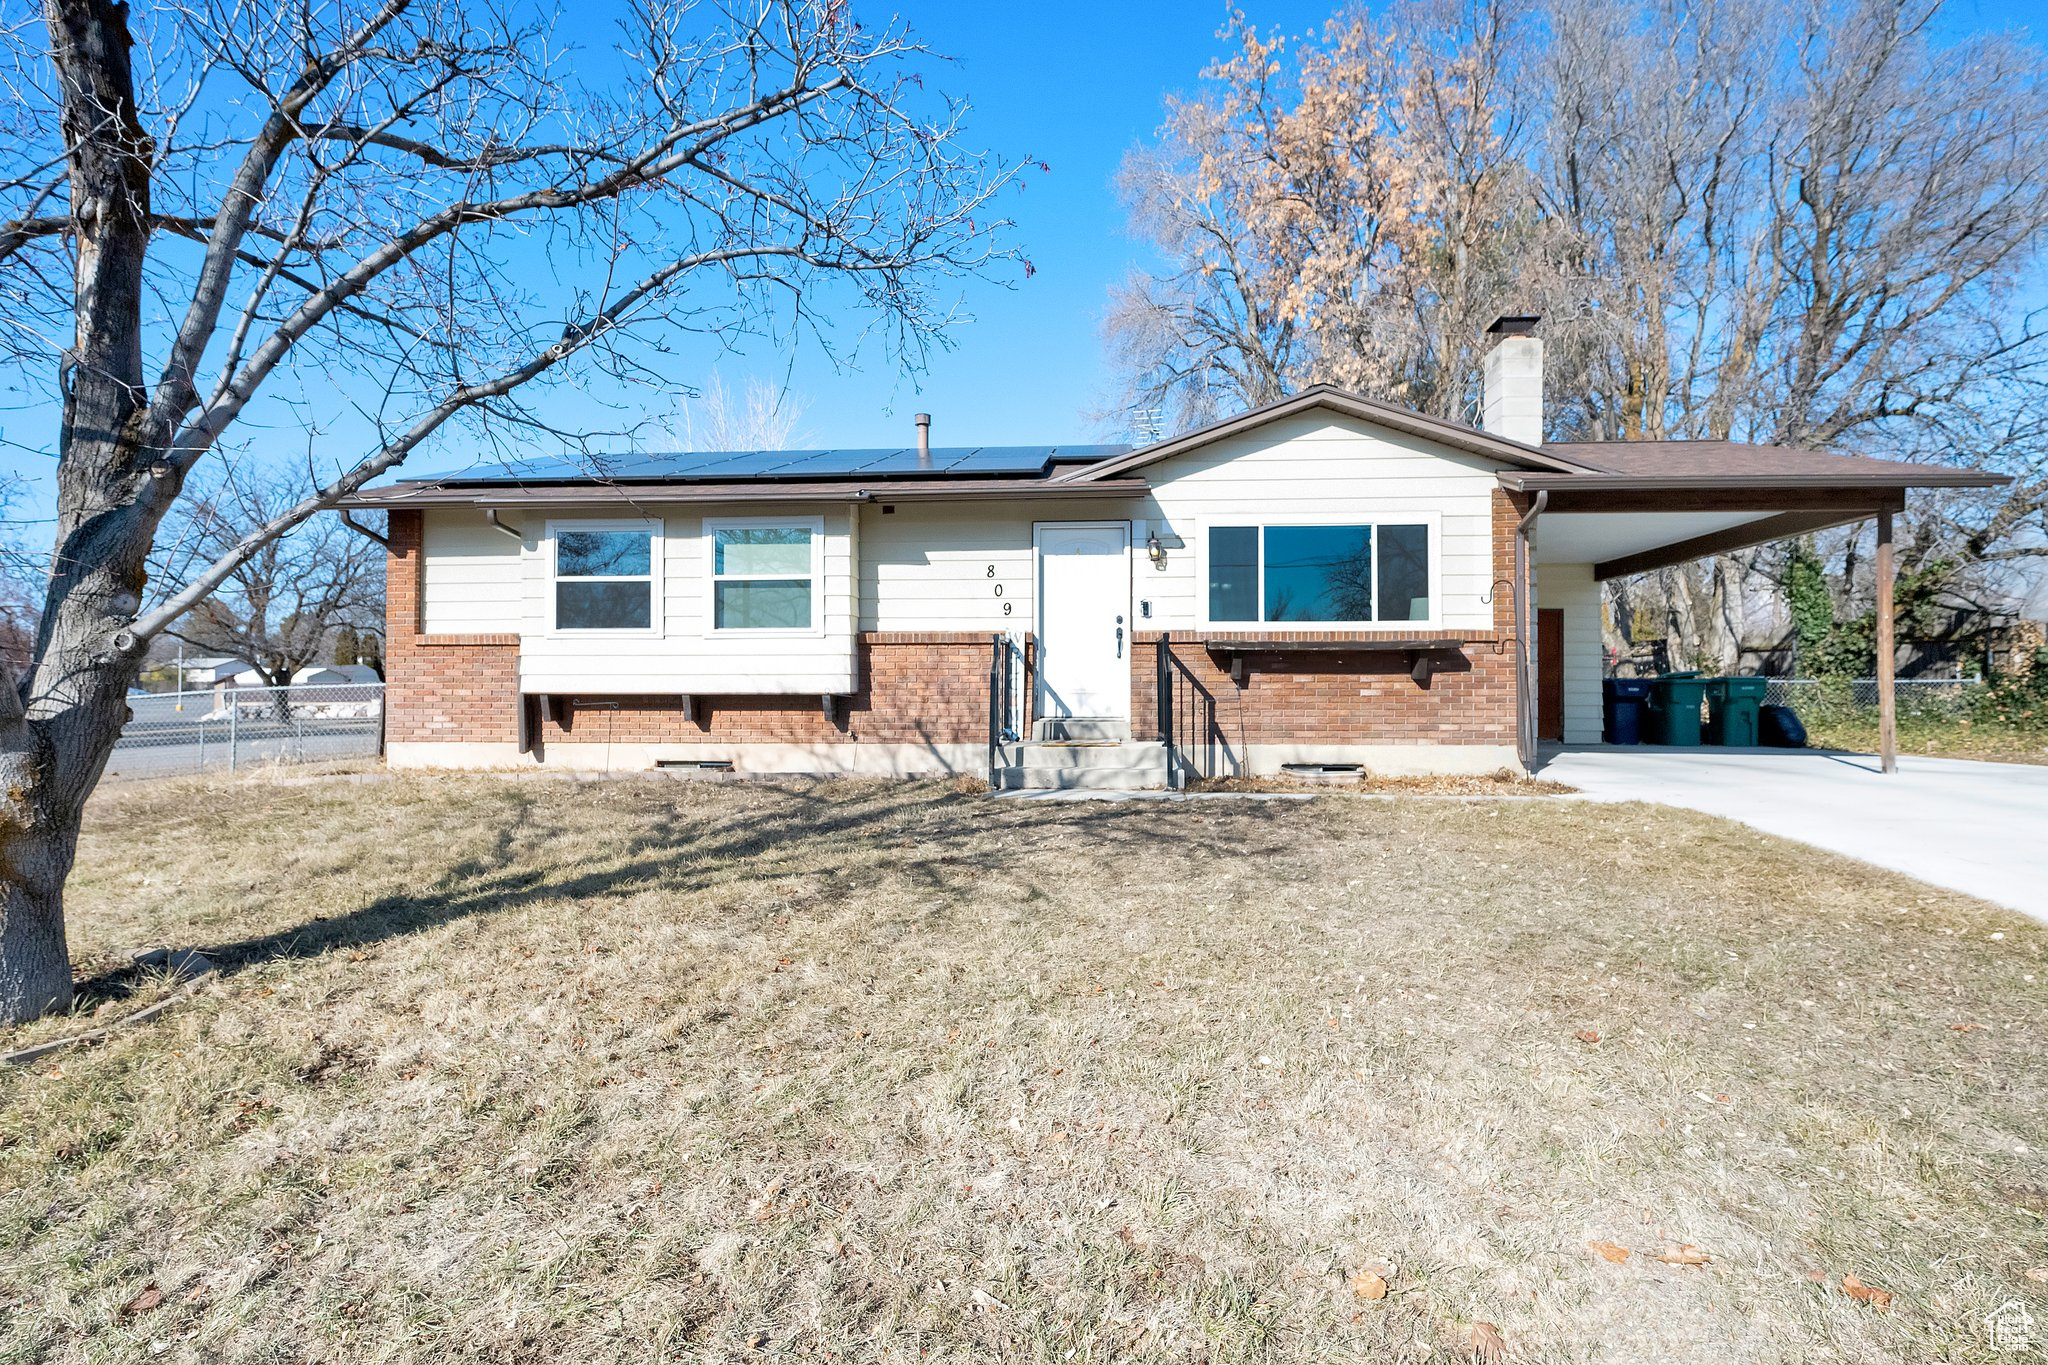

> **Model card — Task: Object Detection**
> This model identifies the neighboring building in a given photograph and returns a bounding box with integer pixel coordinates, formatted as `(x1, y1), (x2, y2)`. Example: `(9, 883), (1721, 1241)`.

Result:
(179, 656), (263, 689)
(290, 663), (383, 686)
(342, 320), (1998, 786)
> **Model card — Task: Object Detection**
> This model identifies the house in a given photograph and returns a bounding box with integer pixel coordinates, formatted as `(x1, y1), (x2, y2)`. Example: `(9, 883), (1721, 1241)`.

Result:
(341, 318), (2002, 787)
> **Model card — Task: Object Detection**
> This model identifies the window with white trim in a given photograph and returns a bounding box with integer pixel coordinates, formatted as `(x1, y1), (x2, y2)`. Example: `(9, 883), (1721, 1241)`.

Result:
(710, 521), (816, 630)
(552, 522), (657, 630)
(1207, 523), (1432, 624)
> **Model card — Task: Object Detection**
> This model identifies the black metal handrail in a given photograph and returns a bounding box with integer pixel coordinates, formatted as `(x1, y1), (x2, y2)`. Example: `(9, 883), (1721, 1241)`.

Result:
(1154, 633), (1220, 789)
(987, 633), (1021, 789)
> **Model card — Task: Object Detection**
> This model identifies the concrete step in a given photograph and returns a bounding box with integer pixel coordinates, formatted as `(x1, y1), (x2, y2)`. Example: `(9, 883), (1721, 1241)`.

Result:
(997, 740), (1168, 791)
(1034, 716), (1131, 742)
(997, 764), (1166, 791)
(1012, 740), (1166, 770)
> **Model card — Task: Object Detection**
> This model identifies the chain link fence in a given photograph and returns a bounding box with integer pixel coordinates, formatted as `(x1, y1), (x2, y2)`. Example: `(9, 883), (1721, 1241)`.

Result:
(104, 683), (385, 780)
(1761, 676), (1982, 720)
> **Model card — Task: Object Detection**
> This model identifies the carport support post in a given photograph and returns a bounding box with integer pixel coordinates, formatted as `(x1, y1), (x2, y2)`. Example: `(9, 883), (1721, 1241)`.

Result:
(1876, 508), (1897, 775)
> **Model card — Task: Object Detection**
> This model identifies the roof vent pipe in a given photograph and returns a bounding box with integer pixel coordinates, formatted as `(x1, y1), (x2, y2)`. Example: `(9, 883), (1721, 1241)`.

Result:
(1481, 315), (1544, 446)
(914, 412), (932, 469)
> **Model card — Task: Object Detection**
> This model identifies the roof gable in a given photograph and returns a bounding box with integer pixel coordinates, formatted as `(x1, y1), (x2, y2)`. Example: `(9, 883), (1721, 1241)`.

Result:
(1059, 386), (1592, 483)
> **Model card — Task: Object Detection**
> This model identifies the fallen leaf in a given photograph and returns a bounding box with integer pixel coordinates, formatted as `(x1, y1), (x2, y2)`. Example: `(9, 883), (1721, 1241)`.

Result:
(1574, 1029), (1600, 1044)
(179, 1281), (210, 1305)
(1841, 1273), (1892, 1309)
(2026, 1268), (2048, 1284)
(1469, 1320), (1507, 1362)
(121, 1284), (163, 1316)
(1655, 1244), (1711, 1266)
(1349, 1269), (1388, 1299)
(1589, 1240), (1631, 1264)
(1950, 1022), (1981, 1033)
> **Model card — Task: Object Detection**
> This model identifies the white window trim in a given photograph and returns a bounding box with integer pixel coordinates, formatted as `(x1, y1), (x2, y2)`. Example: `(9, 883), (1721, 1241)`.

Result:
(1192, 511), (1443, 632)
(545, 517), (664, 638)
(704, 514), (827, 638)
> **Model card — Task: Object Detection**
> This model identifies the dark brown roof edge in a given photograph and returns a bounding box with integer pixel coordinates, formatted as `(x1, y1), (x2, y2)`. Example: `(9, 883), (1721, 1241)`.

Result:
(1497, 469), (2008, 491)
(338, 476), (1156, 510)
(1061, 385), (1593, 483)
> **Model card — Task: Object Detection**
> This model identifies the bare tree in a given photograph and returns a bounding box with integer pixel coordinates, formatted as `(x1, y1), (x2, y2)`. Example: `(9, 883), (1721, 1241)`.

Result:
(0, 476), (39, 682)
(1109, 0), (2048, 664)
(0, 0), (1016, 1022)
(151, 468), (385, 686)
(669, 371), (813, 450)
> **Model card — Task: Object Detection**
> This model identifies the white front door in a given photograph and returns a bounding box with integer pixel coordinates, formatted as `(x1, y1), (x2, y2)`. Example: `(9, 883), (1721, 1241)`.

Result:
(1036, 523), (1131, 720)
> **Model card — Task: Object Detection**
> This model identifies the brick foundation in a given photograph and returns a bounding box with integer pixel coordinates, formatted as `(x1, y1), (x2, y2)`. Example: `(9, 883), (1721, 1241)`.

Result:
(528, 633), (1017, 750)
(1132, 631), (1518, 748)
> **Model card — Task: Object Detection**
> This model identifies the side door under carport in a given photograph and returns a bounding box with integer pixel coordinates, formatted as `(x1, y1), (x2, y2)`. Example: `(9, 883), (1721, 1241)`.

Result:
(1537, 607), (1565, 742)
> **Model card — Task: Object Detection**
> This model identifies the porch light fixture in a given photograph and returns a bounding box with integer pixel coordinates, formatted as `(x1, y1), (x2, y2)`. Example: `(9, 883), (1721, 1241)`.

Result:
(1147, 530), (1165, 566)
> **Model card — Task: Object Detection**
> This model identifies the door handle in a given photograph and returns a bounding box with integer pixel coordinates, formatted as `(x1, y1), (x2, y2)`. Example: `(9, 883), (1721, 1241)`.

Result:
(1115, 616), (1125, 659)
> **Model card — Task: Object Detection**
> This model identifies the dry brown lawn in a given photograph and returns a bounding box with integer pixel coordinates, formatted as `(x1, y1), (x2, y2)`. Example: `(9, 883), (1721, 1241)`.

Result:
(1, 771), (2044, 1363)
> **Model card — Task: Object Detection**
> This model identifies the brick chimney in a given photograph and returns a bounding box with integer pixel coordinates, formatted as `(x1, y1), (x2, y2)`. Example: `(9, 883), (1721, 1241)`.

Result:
(1481, 316), (1543, 445)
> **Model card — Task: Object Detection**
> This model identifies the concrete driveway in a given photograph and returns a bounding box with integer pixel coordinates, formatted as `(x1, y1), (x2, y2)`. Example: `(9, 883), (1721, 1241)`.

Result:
(1537, 746), (2048, 920)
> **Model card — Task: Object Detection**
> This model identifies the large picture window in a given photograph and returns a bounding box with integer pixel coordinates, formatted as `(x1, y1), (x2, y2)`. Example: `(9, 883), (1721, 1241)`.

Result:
(552, 522), (656, 630)
(1206, 522), (1432, 624)
(710, 522), (816, 630)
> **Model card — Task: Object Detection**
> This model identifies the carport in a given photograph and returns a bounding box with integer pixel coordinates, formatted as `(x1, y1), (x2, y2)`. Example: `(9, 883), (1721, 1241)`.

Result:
(1505, 442), (2008, 773)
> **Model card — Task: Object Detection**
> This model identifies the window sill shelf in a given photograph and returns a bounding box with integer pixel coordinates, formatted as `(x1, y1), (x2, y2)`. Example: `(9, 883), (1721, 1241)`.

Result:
(1197, 636), (1469, 685)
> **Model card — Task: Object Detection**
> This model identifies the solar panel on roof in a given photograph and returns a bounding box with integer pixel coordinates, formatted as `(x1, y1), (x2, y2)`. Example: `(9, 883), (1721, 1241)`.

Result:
(389, 442), (1136, 488)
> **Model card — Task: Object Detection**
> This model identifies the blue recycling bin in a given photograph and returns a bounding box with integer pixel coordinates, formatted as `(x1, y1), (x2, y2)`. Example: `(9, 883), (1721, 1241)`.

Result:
(1603, 677), (1653, 745)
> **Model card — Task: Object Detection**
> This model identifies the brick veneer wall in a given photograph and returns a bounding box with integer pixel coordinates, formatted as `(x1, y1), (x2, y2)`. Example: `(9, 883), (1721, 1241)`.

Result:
(384, 510), (522, 745)
(530, 633), (1022, 748)
(1130, 488), (1528, 753)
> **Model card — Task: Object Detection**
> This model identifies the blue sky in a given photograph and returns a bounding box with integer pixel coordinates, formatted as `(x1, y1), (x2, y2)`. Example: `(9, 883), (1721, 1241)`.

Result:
(709, 0), (1348, 450)
(2, 0), (2042, 521)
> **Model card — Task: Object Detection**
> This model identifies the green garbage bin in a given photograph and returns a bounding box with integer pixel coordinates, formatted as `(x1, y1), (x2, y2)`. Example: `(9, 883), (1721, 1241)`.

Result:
(1705, 676), (1767, 747)
(1646, 672), (1708, 745)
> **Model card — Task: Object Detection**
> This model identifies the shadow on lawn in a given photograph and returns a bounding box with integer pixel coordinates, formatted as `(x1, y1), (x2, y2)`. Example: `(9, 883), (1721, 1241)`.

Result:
(70, 777), (1306, 1005)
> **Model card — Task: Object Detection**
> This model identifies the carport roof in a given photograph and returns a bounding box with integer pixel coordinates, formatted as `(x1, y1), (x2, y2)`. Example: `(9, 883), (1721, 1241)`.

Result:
(1511, 440), (2005, 491)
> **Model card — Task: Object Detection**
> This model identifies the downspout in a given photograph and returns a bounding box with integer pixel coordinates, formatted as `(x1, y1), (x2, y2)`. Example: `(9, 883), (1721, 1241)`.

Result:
(484, 508), (524, 541)
(1514, 490), (1548, 772)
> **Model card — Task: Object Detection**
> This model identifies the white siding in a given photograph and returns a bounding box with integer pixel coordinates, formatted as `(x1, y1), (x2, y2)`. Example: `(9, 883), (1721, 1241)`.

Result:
(1541, 561), (1605, 743)
(1137, 413), (1504, 632)
(857, 498), (1139, 633)
(854, 415), (1506, 637)
(419, 510), (523, 635)
(419, 505), (858, 694)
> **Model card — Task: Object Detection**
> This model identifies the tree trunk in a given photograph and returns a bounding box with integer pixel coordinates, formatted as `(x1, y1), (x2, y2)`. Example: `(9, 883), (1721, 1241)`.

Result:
(0, 0), (181, 1022)
(2, 655), (137, 1023)
(0, 810), (81, 1022)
